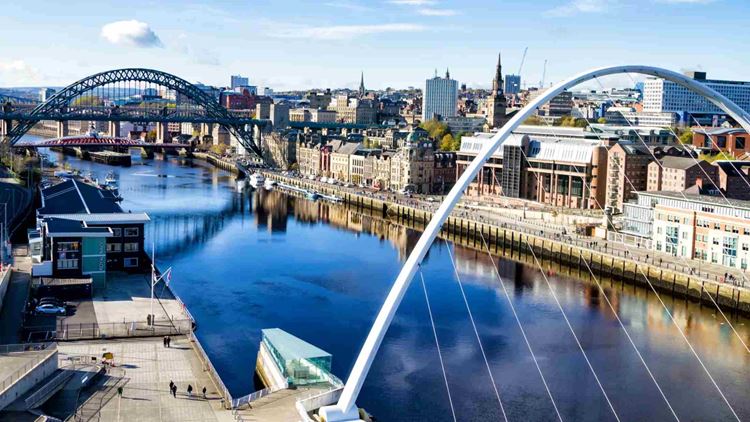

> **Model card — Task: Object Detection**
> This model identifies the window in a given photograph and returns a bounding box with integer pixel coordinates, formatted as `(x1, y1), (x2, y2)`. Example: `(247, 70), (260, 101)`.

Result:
(124, 257), (139, 268)
(106, 243), (122, 253)
(111, 228), (122, 237)
(58, 259), (78, 269)
(717, 136), (727, 148)
(56, 241), (80, 252)
(124, 243), (139, 252)
(124, 227), (139, 237)
(736, 137), (746, 150)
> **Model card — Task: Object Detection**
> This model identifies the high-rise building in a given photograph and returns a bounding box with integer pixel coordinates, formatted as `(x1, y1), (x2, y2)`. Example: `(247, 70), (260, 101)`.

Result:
(39, 88), (56, 102)
(230, 75), (249, 89)
(504, 74), (521, 95)
(643, 71), (750, 124)
(422, 69), (458, 121)
(485, 53), (508, 129)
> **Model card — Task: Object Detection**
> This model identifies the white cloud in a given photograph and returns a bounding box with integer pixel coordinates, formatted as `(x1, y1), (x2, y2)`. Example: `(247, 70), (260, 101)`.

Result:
(417, 7), (458, 16)
(0, 60), (42, 85)
(324, 1), (373, 11)
(545, 0), (613, 17)
(387, 0), (436, 4)
(100, 20), (163, 48)
(657, 0), (715, 3)
(265, 22), (426, 40)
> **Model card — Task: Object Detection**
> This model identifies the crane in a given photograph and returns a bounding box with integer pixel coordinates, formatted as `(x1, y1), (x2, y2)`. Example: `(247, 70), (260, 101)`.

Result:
(540, 59), (548, 88)
(517, 47), (528, 76)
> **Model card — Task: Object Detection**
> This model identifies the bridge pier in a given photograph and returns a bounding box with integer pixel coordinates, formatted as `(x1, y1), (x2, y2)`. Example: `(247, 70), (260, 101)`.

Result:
(56, 121), (69, 138)
(108, 121), (121, 138)
(155, 122), (170, 143)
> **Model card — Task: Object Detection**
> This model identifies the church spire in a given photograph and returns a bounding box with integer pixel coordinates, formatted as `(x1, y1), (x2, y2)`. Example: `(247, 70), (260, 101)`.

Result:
(445, 67), (450, 79)
(358, 71), (366, 97)
(492, 52), (504, 96)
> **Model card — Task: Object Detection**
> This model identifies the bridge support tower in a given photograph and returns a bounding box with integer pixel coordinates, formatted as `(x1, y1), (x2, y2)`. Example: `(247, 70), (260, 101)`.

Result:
(108, 121), (121, 138)
(56, 121), (69, 138)
(155, 122), (170, 143)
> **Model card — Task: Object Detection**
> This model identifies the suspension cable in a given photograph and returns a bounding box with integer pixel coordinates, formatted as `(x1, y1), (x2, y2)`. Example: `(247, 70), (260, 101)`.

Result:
(477, 231), (564, 421)
(417, 266), (457, 422)
(444, 240), (509, 422)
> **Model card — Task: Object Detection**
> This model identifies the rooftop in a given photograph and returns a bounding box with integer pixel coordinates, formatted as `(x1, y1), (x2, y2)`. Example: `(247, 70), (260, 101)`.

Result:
(44, 218), (112, 237)
(262, 328), (331, 362)
(659, 156), (706, 170)
(39, 179), (122, 215)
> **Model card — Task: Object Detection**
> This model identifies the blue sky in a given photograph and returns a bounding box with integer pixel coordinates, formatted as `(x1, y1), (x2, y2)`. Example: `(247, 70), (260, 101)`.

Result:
(0, 0), (747, 91)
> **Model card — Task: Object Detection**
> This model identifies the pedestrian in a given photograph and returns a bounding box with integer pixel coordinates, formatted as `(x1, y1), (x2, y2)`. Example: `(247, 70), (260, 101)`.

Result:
(202, 386), (207, 399)
(166, 336), (171, 348)
(163, 336), (167, 348)
(171, 384), (177, 398)
(187, 384), (193, 397)
(169, 380), (174, 392)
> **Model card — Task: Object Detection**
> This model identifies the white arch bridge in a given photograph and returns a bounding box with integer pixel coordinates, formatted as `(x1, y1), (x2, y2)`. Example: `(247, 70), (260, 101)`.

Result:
(319, 65), (750, 421)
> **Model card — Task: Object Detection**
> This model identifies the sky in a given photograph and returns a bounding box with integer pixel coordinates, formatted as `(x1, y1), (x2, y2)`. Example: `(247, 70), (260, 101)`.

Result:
(0, 0), (748, 91)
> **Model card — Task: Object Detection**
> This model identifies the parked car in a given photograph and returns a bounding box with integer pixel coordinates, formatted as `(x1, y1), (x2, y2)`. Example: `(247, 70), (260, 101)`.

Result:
(35, 303), (67, 315)
(38, 297), (64, 306)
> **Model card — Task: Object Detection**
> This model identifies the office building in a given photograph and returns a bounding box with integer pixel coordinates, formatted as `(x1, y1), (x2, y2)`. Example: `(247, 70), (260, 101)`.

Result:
(231, 75), (249, 89)
(643, 71), (750, 123)
(423, 69), (458, 121)
(39, 88), (56, 102)
(505, 74), (521, 95)
(692, 127), (749, 158)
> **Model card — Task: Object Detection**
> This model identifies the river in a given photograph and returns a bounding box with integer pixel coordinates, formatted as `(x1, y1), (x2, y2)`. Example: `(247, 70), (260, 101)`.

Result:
(36, 143), (750, 421)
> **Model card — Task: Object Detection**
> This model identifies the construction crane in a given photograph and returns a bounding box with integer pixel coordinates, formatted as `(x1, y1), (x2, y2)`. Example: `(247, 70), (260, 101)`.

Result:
(540, 59), (548, 88)
(517, 47), (528, 76)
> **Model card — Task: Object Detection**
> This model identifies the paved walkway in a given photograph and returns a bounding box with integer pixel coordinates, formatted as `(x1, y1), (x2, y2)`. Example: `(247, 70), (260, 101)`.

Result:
(0, 253), (31, 344)
(234, 385), (330, 422)
(54, 336), (233, 422)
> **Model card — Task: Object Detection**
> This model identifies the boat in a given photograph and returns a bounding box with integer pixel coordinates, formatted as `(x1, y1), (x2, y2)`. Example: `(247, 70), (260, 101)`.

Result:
(305, 190), (320, 200)
(104, 171), (118, 187)
(249, 172), (265, 188)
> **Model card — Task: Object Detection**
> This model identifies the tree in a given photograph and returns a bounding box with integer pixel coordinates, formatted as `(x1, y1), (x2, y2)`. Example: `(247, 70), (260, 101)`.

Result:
(439, 134), (456, 151)
(71, 95), (104, 107)
(210, 143), (228, 156)
(523, 115), (545, 126)
(420, 119), (449, 140)
(146, 129), (157, 141)
(597, 117), (607, 124)
(678, 128), (694, 145)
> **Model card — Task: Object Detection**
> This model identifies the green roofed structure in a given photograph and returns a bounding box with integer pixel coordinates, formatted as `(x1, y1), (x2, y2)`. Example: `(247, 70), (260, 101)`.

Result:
(258, 328), (337, 388)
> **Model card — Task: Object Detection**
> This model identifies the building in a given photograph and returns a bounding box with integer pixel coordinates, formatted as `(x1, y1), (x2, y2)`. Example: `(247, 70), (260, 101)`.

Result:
(606, 142), (653, 212)
(716, 161), (750, 200)
(643, 71), (750, 124)
(30, 179), (150, 289)
(588, 124), (676, 145)
(263, 130), (298, 169)
(330, 141), (361, 182)
(269, 103), (290, 129)
(373, 151), (394, 190)
(623, 191), (750, 270)
(485, 54), (509, 129)
(692, 127), (748, 157)
(604, 107), (679, 128)
(445, 116), (486, 134)
(646, 156), (717, 192)
(329, 95), (377, 124)
(457, 132), (609, 209)
(231, 75), (249, 89)
(526, 88), (573, 118)
(289, 108), (337, 123)
(433, 151), (456, 194)
(390, 130), (435, 194)
(39, 88), (56, 102)
(423, 69), (458, 121)
(505, 74), (521, 95)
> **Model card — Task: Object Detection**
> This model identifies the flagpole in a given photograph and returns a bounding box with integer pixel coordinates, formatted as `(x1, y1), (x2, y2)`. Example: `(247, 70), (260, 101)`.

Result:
(150, 241), (155, 326)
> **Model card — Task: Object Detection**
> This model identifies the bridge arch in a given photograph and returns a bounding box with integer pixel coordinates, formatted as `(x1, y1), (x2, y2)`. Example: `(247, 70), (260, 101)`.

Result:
(5, 68), (263, 156)
(320, 65), (750, 421)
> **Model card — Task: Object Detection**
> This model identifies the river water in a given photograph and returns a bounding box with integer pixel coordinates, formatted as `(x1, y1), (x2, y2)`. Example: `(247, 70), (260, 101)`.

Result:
(37, 143), (750, 421)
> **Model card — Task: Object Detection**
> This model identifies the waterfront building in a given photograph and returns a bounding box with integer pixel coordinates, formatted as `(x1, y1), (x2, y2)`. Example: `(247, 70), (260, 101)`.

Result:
(485, 53), (509, 129)
(433, 151), (457, 194)
(390, 129), (436, 194)
(350, 149), (380, 185)
(646, 156), (717, 192)
(691, 127), (749, 158)
(263, 130), (298, 169)
(423, 69), (458, 121)
(457, 132), (608, 209)
(606, 142), (653, 212)
(330, 141), (361, 182)
(373, 151), (394, 190)
(622, 191), (750, 270)
(296, 134), (325, 176)
(30, 179), (150, 289)
(643, 71), (750, 124)
(230, 75), (249, 89)
(505, 74), (521, 95)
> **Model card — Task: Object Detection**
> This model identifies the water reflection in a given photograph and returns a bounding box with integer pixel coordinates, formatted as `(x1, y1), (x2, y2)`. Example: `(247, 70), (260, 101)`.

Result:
(38, 145), (750, 422)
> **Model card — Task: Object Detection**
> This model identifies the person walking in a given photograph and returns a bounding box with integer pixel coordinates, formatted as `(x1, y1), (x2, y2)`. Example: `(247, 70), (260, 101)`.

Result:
(166, 336), (171, 348)
(169, 380), (174, 392)
(171, 384), (177, 398)
(187, 384), (193, 398)
(163, 336), (167, 348)
(202, 386), (207, 399)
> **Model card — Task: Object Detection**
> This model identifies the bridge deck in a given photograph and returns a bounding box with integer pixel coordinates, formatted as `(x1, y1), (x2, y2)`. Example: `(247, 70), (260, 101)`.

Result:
(13, 135), (188, 148)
